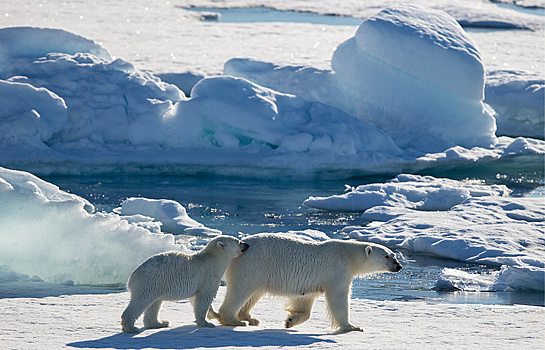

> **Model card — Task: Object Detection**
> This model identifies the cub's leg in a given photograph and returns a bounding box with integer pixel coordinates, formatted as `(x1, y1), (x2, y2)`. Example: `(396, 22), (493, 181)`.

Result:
(143, 300), (169, 329)
(121, 295), (155, 333)
(191, 292), (216, 327)
(285, 295), (316, 328)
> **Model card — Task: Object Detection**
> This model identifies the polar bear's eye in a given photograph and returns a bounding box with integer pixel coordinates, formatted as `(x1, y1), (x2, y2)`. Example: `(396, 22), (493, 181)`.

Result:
(384, 256), (390, 260)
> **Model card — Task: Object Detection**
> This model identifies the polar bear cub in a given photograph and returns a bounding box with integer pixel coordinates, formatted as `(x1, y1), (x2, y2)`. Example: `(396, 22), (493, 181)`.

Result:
(210, 233), (401, 333)
(121, 235), (249, 333)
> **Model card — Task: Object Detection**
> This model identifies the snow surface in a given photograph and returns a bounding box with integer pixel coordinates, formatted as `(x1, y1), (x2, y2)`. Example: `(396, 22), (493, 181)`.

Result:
(1, 286), (543, 350)
(331, 4), (495, 149)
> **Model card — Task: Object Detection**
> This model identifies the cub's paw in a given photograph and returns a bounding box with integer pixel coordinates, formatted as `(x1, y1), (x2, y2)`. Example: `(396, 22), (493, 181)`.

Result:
(337, 324), (364, 333)
(247, 318), (260, 326)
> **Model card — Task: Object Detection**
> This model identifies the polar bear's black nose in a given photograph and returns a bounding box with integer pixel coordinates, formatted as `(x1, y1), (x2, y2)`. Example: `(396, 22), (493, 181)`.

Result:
(395, 262), (402, 272)
(241, 243), (249, 252)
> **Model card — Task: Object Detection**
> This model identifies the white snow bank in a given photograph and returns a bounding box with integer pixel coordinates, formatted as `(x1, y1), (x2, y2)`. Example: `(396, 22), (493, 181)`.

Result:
(170, 76), (401, 156)
(303, 174), (511, 212)
(0, 24), (543, 178)
(0, 167), (184, 285)
(118, 197), (221, 236)
(344, 196), (545, 291)
(0, 26), (111, 74)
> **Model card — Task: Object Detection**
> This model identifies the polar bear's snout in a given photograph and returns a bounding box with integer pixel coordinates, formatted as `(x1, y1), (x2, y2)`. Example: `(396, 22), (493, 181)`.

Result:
(241, 243), (249, 253)
(393, 260), (402, 272)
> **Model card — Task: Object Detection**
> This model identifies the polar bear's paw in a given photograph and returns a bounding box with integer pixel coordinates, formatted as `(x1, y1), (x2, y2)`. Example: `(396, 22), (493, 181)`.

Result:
(219, 317), (248, 327)
(197, 320), (216, 328)
(285, 311), (310, 328)
(121, 321), (140, 334)
(336, 324), (364, 333)
(145, 320), (170, 329)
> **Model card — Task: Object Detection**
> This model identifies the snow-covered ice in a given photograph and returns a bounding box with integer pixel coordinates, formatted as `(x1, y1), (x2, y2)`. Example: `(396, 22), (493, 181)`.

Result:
(344, 195), (544, 292)
(118, 197), (221, 236)
(304, 174), (511, 211)
(0, 16), (543, 177)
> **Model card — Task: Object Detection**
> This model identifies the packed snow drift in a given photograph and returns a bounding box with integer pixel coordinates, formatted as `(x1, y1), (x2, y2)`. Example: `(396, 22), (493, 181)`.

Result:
(0, 5), (543, 178)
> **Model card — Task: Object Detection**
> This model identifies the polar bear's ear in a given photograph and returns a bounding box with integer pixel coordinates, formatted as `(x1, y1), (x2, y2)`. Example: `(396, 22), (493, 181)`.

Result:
(217, 240), (226, 249)
(365, 246), (373, 257)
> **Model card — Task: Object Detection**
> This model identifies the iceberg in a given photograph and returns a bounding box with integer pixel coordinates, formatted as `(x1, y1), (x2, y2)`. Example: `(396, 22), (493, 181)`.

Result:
(229, 4), (497, 151)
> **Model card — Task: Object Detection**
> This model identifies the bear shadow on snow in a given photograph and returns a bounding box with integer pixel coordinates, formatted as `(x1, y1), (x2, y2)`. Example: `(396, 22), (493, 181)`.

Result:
(66, 325), (337, 349)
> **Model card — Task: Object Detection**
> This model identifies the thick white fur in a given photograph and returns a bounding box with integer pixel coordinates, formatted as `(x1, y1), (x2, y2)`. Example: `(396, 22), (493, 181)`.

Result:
(121, 235), (248, 333)
(210, 233), (401, 333)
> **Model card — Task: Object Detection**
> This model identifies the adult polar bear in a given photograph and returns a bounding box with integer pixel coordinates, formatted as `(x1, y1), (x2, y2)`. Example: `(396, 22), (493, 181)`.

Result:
(210, 233), (402, 333)
(121, 235), (249, 333)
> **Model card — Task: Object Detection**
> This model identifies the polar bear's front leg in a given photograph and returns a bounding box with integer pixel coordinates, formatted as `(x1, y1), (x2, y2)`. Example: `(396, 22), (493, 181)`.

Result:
(218, 285), (259, 326)
(237, 290), (265, 326)
(324, 284), (363, 333)
(285, 296), (316, 328)
(191, 293), (216, 327)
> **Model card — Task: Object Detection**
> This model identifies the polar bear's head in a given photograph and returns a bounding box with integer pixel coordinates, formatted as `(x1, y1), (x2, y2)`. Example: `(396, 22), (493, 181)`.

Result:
(364, 244), (402, 273)
(209, 235), (249, 258)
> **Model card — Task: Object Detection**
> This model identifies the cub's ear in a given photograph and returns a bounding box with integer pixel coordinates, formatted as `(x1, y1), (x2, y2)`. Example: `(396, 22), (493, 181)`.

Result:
(217, 240), (226, 249)
(365, 246), (373, 256)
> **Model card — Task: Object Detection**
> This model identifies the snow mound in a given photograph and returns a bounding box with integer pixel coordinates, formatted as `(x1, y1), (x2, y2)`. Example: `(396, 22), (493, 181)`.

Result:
(303, 174), (511, 212)
(171, 76), (401, 156)
(118, 197), (221, 236)
(331, 4), (496, 149)
(0, 27), (111, 73)
(0, 167), (183, 285)
(344, 196), (545, 292)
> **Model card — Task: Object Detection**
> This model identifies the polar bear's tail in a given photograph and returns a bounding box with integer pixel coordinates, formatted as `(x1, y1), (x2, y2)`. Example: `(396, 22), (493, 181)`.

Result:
(207, 307), (220, 320)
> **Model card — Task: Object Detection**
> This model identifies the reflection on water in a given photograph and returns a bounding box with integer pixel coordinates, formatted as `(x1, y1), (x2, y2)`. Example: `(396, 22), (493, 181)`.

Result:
(44, 174), (544, 306)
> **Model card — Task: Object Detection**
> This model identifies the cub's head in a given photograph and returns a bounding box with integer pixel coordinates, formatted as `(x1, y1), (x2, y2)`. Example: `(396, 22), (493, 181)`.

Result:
(210, 235), (249, 258)
(364, 243), (402, 273)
